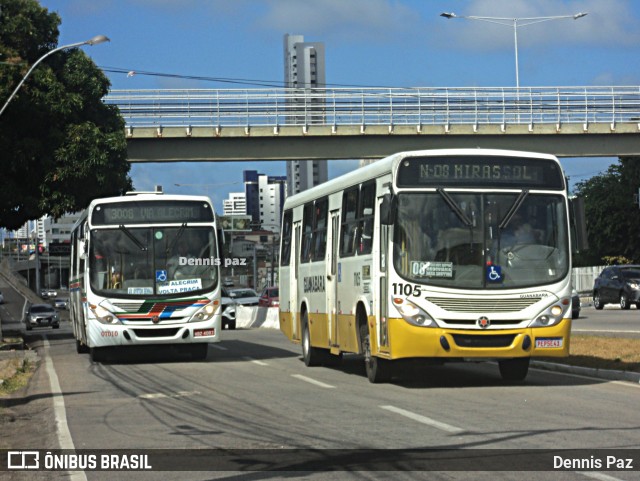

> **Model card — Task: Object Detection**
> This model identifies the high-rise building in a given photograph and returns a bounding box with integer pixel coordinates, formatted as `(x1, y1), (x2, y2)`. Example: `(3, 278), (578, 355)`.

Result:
(284, 34), (328, 196)
(243, 170), (287, 230)
(223, 193), (247, 216)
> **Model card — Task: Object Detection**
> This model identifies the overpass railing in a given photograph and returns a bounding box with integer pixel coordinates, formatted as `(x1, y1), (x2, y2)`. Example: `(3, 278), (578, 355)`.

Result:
(104, 86), (640, 129)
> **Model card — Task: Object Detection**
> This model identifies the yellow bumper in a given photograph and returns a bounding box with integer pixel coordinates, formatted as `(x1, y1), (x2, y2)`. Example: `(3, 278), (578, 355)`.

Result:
(385, 317), (570, 360)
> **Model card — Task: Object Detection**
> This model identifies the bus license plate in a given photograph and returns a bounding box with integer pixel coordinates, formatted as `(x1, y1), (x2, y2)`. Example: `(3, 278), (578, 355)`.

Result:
(194, 329), (215, 337)
(535, 337), (563, 348)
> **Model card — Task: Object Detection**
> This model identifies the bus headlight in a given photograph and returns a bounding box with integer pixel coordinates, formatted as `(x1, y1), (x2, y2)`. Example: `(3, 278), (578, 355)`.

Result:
(530, 299), (570, 327)
(90, 304), (120, 325)
(394, 299), (435, 327)
(191, 301), (218, 322)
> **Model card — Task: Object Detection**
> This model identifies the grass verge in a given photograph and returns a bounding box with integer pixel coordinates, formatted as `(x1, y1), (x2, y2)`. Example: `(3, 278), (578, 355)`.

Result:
(542, 335), (640, 373)
(0, 358), (35, 397)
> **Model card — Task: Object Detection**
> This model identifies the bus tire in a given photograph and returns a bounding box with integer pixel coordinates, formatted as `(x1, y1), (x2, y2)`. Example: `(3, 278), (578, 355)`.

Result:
(90, 347), (105, 363)
(359, 324), (391, 383)
(302, 312), (322, 367)
(190, 344), (208, 361)
(498, 357), (530, 382)
(76, 339), (89, 354)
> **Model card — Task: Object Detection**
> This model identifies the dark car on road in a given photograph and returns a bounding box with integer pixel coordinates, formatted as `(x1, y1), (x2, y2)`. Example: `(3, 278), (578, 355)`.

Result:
(24, 303), (60, 330)
(593, 265), (640, 310)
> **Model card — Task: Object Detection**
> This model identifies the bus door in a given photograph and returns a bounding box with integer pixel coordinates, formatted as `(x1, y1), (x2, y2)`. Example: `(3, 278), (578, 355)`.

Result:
(291, 221), (302, 341)
(327, 210), (340, 352)
(377, 196), (390, 351)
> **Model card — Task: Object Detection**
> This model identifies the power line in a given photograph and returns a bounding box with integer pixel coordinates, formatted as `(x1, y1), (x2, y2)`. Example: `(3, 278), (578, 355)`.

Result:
(99, 65), (396, 89)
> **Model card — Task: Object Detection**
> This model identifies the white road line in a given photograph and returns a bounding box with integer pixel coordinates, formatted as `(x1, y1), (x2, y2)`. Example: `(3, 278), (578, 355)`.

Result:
(209, 344), (228, 350)
(43, 338), (88, 481)
(291, 374), (336, 389)
(578, 472), (626, 481)
(379, 405), (465, 434)
(574, 329), (640, 334)
(243, 356), (269, 366)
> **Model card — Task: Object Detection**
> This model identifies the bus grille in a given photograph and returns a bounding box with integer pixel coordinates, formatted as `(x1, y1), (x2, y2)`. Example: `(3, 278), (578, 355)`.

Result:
(452, 334), (516, 348)
(133, 328), (180, 338)
(440, 319), (524, 326)
(426, 297), (541, 313)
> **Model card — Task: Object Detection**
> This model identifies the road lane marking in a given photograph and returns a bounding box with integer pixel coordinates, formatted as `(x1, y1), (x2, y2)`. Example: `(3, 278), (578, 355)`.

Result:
(579, 472), (625, 481)
(574, 329), (640, 334)
(243, 356), (269, 366)
(43, 338), (88, 481)
(379, 405), (465, 434)
(138, 390), (200, 400)
(209, 344), (228, 350)
(291, 374), (335, 389)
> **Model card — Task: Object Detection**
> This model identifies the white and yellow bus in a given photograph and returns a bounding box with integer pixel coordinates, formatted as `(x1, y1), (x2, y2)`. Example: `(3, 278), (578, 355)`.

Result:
(279, 149), (585, 383)
(69, 191), (223, 362)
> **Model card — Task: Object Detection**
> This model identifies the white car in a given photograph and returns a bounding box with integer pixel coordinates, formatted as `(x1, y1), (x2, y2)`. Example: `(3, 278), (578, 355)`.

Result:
(228, 288), (260, 306)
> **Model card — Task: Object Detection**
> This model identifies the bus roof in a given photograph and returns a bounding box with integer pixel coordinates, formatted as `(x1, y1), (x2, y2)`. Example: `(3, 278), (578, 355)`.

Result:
(283, 148), (560, 210)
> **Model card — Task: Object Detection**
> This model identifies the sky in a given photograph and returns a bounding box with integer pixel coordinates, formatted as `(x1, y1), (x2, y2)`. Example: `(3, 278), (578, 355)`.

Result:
(38, 0), (640, 212)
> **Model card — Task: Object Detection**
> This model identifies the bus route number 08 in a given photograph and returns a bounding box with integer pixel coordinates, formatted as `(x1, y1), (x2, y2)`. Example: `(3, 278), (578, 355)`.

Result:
(391, 283), (422, 297)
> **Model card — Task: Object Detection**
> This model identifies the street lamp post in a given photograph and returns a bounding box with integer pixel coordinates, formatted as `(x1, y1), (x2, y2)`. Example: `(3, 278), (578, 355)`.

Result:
(0, 35), (110, 117)
(440, 12), (587, 88)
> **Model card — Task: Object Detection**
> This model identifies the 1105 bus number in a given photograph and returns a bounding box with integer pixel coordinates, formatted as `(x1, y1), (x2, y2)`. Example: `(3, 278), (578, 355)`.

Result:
(391, 283), (422, 297)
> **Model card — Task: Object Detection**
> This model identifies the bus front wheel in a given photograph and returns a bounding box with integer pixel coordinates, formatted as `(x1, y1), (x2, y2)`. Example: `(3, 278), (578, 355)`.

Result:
(360, 324), (391, 383)
(90, 347), (105, 363)
(302, 313), (323, 367)
(498, 357), (530, 382)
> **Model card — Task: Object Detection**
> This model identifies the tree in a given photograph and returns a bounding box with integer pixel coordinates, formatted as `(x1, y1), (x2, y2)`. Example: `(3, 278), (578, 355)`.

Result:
(0, 0), (131, 230)
(573, 157), (640, 265)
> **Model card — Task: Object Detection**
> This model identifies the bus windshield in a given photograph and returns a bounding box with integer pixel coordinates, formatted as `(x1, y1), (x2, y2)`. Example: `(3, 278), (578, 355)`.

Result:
(89, 226), (218, 298)
(393, 192), (569, 289)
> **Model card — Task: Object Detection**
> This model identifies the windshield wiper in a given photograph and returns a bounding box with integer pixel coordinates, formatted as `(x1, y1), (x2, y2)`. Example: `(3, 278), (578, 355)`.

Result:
(499, 190), (529, 229)
(118, 225), (148, 251)
(166, 223), (187, 255)
(437, 188), (472, 227)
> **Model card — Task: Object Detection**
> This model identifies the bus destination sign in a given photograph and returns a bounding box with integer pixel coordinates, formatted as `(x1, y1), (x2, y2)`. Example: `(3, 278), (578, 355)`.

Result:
(92, 201), (214, 225)
(397, 156), (564, 190)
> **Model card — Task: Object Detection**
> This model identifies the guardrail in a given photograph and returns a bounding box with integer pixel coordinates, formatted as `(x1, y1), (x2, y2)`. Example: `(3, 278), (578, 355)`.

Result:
(105, 86), (640, 129)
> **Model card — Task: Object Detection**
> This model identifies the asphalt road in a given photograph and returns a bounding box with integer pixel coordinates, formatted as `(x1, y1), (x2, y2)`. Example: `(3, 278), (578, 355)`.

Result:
(2, 278), (640, 480)
(572, 304), (640, 338)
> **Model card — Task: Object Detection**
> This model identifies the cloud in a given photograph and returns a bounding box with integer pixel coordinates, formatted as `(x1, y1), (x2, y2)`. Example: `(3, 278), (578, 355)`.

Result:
(254, 0), (418, 42)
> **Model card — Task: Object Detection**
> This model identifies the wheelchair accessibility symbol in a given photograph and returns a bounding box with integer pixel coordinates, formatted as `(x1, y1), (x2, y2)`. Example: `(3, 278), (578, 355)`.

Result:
(486, 265), (503, 283)
(156, 270), (168, 282)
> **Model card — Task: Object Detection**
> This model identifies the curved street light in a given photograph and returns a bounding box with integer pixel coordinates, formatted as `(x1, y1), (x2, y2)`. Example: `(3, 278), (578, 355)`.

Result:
(440, 12), (587, 88)
(0, 34), (110, 117)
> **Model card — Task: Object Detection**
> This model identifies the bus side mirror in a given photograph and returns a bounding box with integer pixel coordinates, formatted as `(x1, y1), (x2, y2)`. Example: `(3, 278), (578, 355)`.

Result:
(79, 239), (88, 260)
(217, 228), (226, 264)
(380, 194), (396, 225)
(570, 197), (589, 253)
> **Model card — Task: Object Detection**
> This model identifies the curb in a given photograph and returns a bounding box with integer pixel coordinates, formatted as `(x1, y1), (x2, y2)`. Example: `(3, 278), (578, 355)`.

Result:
(532, 360), (640, 384)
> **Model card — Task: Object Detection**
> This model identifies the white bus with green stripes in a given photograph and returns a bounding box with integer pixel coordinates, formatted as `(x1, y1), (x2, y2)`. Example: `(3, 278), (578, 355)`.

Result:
(279, 149), (585, 383)
(69, 190), (223, 362)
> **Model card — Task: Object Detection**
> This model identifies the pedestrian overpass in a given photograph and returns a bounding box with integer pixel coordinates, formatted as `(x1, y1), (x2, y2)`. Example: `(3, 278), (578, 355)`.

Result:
(104, 86), (640, 162)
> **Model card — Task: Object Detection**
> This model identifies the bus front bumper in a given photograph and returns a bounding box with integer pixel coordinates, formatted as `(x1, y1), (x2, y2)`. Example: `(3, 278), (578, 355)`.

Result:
(87, 317), (221, 348)
(383, 317), (571, 360)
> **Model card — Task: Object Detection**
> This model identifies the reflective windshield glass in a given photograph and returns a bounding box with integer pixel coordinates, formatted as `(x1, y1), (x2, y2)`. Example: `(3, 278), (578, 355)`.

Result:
(90, 227), (218, 298)
(393, 192), (569, 289)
